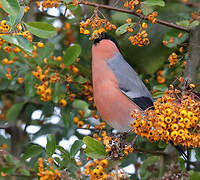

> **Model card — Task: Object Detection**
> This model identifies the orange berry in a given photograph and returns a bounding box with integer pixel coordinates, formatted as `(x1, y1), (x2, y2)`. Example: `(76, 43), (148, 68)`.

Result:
(37, 42), (44, 48)
(59, 99), (67, 107)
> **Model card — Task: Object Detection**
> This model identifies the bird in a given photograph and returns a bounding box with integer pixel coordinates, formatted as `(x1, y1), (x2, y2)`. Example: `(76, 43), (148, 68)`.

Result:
(91, 32), (187, 160)
(92, 32), (153, 132)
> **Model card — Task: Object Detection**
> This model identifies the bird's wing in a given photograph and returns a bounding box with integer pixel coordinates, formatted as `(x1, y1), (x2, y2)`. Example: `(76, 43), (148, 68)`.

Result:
(107, 53), (153, 110)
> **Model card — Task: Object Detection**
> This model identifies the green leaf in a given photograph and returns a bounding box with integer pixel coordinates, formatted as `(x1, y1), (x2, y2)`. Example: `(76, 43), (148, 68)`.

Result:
(139, 156), (159, 179)
(25, 22), (57, 39)
(63, 0), (72, 3)
(72, 99), (91, 117)
(24, 71), (36, 97)
(1, 0), (20, 18)
(20, 168), (30, 176)
(83, 136), (107, 159)
(72, 99), (89, 109)
(142, 0), (165, 7)
(158, 140), (167, 149)
(6, 103), (24, 121)
(56, 145), (70, 160)
(75, 76), (89, 84)
(163, 29), (189, 48)
(152, 91), (164, 99)
(46, 134), (56, 156)
(141, 4), (154, 16)
(63, 44), (81, 67)
(70, 140), (84, 157)
(189, 171), (200, 180)
(179, 158), (185, 171)
(1, 35), (34, 55)
(4, 154), (16, 165)
(52, 83), (61, 103)
(22, 144), (44, 160)
(153, 85), (168, 92)
(176, 20), (190, 28)
(190, 20), (199, 27)
(42, 102), (54, 117)
(35, 42), (54, 65)
(116, 23), (133, 36)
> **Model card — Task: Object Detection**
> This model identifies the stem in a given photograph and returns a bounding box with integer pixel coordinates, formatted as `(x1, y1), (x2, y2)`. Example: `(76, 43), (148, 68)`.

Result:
(77, 0), (189, 32)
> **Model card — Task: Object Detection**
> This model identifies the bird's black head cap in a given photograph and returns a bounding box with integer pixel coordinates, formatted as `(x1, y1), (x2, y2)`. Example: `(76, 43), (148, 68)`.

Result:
(93, 32), (121, 52)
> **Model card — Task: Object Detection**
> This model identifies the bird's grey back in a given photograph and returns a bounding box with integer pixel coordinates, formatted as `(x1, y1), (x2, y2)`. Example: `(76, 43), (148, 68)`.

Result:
(107, 53), (153, 110)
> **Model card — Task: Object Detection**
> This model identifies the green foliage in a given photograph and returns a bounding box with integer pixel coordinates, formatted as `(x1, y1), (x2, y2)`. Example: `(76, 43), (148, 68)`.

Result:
(142, 0), (165, 7)
(70, 140), (84, 157)
(6, 103), (24, 121)
(63, 44), (82, 67)
(1, 0), (20, 19)
(22, 144), (44, 160)
(83, 136), (107, 159)
(46, 134), (56, 156)
(25, 22), (57, 39)
(1, 35), (34, 55)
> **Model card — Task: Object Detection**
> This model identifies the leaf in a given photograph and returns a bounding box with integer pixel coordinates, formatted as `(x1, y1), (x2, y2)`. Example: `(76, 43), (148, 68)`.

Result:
(152, 91), (164, 99)
(25, 22), (57, 39)
(24, 71), (36, 97)
(46, 134), (56, 156)
(1, 0), (20, 18)
(163, 29), (189, 48)
(1, 35), (34, 55)
(42, 102), (54, 117)
(72, 99), (91, 117)
(35, 42), (54, 65)
(20, 168), (30, 176)
(75, 76), (89, 84)
(63, 0), (72, 3)
(158, 140), (167, 149)
(189, 171), (200, 180)
(176, 20), (190, 28)
(63, 44), (81, 67)
(139, 156), (159, 179)
(4, 154), (16, 165)
(141, 4), (154, 16)
(153, 85), (168, 92)
(6, 103), (24, 121)
(52, 83), (61, 103)
(72, 99), (89, 110)
(56, 145), (70, 160)
(179, 158), (185, 171)
(70, 140), (84, 157)
(83, 136), (107, 159)
(22, 144), (44, 160)
(190, 20), (199, 27)
(115, 23), (130, 36)
(142, 0), (165, 7)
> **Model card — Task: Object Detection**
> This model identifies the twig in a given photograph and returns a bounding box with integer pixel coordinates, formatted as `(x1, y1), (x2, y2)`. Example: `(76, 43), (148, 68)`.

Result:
(76, 0), (190, 32)
(134, 147), (167, 156)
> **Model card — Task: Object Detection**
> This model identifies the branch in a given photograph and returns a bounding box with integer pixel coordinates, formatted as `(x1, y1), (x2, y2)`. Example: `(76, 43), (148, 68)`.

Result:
(134, 147), (167, 156)
(76, 0), (190, 32)
(183, 25), (200, 83)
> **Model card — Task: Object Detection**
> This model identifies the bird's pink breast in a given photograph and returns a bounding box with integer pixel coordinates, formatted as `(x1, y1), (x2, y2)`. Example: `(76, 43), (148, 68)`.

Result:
(92, 41), (140, 132)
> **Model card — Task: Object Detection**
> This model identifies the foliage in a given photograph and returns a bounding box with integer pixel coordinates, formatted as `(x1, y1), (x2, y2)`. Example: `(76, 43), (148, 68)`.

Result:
(0, 0), (199, 180)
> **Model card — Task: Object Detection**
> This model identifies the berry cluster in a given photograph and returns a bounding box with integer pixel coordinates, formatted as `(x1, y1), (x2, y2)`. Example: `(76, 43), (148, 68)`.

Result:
(131, 86), (200, 148)
(124, 0), (140, 10)
(80, 15), (116, 40)
(148, 12), (158, 24)
(0, 20), (9, 32)
(168, 52), (178, 67)
(37, 158), (60, 180)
